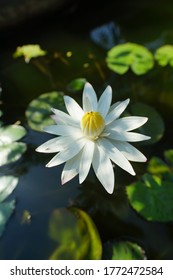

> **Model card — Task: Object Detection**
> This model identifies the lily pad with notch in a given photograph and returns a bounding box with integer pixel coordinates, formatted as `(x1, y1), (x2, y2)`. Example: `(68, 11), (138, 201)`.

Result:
(106, 42), (154, 75)
(25, 91), (65, 132)
(103, 240), (146, 260)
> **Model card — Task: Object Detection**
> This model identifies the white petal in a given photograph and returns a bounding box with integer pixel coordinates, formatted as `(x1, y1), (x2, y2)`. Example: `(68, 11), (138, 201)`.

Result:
(98, 85), (112, 118)
(105, 98), (130, 125)
(46, 138), (86, 167)
(92, 145), (114, 194)
(112, 141), (147, 162)
(51, 108), (79, 126)
(36, 135), (82, 153)
(36, 137), (63, 153)
(108, 116), (148, 131)
(44, 124), (82, 137)
(61, 152), (82, 184)
(98, 138), (136, 176)
(79, 140), (95, 183)
(108, 130), (151, 142)
(83, 82), (98, 112)
(64, 96), (84, 121)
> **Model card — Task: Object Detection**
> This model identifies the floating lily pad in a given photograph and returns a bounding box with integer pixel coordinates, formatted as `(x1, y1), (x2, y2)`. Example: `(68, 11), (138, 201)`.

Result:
(147, 150), (173, 180)
(126, 173), (173, 222)
(0, 125), (26, 145)
(106, 42), (154, 75)
(0, 124), (27, 166)
(0, 175), (18, 237)
(155, 45), (173, 66)
(147, 157), (171, 175)
(0, 142), (26, 166)
(0, 176), (19, 202)
(49, 207), (102, 260)
(13, 44), (47, 63)
(103, 241), (146, 260)
(130, 102), (165, 145)
(0, 200), (15, 237)
(67, 78), (86, 93)
(25, 91), (65, 132)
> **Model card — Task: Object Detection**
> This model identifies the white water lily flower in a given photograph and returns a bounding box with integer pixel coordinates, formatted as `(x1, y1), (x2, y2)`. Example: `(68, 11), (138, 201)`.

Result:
(36, 82), (150, 194)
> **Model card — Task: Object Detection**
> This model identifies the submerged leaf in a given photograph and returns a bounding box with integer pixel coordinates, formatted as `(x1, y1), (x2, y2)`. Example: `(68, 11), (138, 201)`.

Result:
(0, 200), (15, 237)
(155, 45), (173, 66)
(25, 91), (65, 132)
(130, 102), (164, 144)
(103, 241), (146, 260)
(126, 173), (173, 222)
(49, 207), (102, 260)
(106, 42), (154, 75)
(13, 44), (47, 62)
(0, 176), (19, 203)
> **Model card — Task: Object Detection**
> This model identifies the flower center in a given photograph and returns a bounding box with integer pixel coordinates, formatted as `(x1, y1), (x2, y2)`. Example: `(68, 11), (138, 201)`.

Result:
(80, 111), (105, 139)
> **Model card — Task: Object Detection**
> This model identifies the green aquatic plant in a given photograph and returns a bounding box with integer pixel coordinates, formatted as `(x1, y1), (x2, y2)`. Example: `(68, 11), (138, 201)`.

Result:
(155, 45), (173, 66)
(127, 150), (173, 222)
(0, 124), (27, 166)
(106, 42), (154, 75)
(13, 44), (47, 63)
(49, 207), (102, 260)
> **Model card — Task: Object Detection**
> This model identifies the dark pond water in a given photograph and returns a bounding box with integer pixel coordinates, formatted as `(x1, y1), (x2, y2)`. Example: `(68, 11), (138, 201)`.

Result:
(1, 0), (173, 259)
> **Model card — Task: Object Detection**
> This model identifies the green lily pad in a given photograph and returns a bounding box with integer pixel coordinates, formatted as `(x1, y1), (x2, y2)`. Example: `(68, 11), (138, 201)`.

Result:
(13, 44), (47, 63)
(25, 91), (65, 132)
(0, 125), (26, 145)
(0, 142), (26, 166)
(0, 176), (19, 202)
(106, 42), (154, 75)
(130, 102), (165, 145)
(126, 173), (173, 222)
(0, 124), (27, 166)
(49, 207), (102, 260)
(0, 200), (15, 237)
(103, 241), (146, 260)
(0, 175), (18, 237)
(67, 78), (87, 93)
(155, 45), (173, 66)
(147, 157), (170, 175)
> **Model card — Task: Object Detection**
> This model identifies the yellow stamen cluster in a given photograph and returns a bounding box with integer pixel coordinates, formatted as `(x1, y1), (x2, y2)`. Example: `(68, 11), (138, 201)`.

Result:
(80, 111), (105, 140)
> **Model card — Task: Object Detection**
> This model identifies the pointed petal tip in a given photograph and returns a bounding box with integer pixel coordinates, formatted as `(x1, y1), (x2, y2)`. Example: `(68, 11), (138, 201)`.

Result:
(106, 187), (114, 194)
(126, 98), (130, 104)
(61, 177), (66, 185)
(84, 81), (92, 88)
(106, 85), (112, 92)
